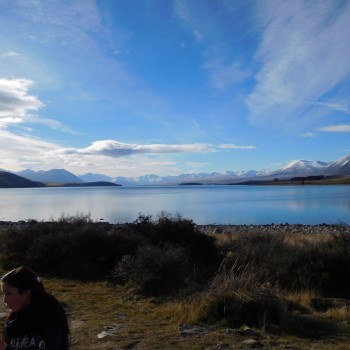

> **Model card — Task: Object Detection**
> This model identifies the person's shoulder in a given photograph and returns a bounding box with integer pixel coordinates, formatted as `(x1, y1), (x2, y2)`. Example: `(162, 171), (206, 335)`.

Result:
(40, 293), (60, 306)
(39, 294), (67, 321)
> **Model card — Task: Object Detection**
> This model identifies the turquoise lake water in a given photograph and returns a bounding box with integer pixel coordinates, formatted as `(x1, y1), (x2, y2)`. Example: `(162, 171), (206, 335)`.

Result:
(0, 185), (349, 225)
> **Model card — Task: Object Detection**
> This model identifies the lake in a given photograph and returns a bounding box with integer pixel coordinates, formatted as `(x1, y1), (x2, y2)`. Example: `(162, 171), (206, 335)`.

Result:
(0, 185), (349, 225)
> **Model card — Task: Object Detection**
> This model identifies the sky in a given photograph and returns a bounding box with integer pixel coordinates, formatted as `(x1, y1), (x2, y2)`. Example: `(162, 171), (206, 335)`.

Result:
(0, 0), (349, 178)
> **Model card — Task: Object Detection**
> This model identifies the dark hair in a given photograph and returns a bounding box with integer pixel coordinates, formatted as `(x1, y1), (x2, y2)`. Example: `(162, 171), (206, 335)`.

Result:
(1, 266), (45, 302)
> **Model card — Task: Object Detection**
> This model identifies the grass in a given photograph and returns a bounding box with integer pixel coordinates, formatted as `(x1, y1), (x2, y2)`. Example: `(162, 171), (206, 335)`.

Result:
(1, 268), (349, 349)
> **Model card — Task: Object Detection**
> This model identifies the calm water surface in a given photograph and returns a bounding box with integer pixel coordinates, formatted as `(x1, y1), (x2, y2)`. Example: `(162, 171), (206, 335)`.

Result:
(0, 185), (349, 225)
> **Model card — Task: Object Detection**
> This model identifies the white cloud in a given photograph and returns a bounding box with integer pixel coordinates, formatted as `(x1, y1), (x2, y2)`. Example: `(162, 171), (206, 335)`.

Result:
(1, 51), (19, 58)
(318, 125), (350, 132)
(246, 1), (350, 127)
(0, 78), (43, 122)
(46, 140), (256, 158)
(218, 144), (256, 150)
(0, 129), (59, 170)
(48, 140), (215, 158)
(0, 78), (78, 133)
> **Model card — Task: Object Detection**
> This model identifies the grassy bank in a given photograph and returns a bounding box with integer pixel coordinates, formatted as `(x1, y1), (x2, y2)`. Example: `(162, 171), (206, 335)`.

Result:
(0, 215), (349, 349)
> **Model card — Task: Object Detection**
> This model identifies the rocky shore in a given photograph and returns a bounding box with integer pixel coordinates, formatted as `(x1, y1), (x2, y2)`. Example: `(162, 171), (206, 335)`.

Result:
(197, 223), (350, 235)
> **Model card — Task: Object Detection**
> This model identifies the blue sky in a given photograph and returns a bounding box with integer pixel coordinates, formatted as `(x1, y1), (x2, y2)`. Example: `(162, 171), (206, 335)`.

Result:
(0, 0), (349, 177)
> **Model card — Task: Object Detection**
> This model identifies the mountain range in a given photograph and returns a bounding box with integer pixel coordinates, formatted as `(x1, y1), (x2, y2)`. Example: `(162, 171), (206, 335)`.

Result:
(5, 153), (350, 186)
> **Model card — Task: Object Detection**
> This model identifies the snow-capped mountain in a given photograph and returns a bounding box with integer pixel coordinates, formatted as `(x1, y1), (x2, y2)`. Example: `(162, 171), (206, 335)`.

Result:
(271, 160), (329, 177)
(78, 153), (350, 185)
(323, 153), (350, 175)
(11, 153), (350, 186)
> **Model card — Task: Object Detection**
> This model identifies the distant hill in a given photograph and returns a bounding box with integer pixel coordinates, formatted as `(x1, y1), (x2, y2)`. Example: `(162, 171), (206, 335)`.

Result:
(0, 171), (45, 188)
(0, 171), (120, 188)
(16, 169), (83, 183)
(78, 172), (113, 182)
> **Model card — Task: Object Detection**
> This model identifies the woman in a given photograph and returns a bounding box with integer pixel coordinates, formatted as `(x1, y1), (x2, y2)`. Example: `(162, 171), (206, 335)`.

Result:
(0, 267), (69, 350)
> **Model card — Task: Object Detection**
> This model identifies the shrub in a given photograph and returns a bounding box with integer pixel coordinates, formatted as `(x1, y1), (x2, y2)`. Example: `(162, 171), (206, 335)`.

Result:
(114, 244), (190, 296)
(131, 212), (220, 282)
(0, 212), (219, 287)
(0, 214), (145, 279)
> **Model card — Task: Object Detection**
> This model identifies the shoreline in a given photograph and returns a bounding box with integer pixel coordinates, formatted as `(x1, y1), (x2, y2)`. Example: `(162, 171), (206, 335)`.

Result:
(1, 220), (349, 234)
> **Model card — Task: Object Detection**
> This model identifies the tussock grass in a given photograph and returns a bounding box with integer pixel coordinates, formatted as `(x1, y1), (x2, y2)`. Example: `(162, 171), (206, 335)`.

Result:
(171, 263), (305, 333)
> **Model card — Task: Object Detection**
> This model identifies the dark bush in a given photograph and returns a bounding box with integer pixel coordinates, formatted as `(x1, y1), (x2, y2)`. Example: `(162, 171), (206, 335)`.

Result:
(0, 215), (146, 279)
(115, 244), (190, 296)
(131, 212), (220, 282)
(0, 213), (220, 287)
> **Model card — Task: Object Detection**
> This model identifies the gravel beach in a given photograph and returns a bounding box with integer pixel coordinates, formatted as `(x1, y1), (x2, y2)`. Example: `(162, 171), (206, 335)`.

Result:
(197, 223), (350, 235)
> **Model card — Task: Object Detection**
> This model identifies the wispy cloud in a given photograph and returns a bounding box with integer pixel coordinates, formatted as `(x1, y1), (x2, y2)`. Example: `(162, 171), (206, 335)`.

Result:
(205, 60), (250, 89)
(174, 1), (252, 93)
(318, 125), (350, 132)
(174, 0), (205, 43)
(27, 116), (81, 134)
(301, 132), (315, 138)
(246, 1), (350, 127)
(315, 101), (350, 115)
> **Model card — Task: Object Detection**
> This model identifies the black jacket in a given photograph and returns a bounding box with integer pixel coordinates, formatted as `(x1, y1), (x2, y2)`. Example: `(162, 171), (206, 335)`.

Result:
(4, 294), (69, 350)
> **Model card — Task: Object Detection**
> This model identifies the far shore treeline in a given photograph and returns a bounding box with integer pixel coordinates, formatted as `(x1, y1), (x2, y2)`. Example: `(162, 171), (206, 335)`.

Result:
(0, 213), (349, 336)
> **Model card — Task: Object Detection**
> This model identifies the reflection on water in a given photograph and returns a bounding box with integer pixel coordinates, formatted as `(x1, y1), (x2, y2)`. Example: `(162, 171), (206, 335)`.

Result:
(0, 185), (349, 225)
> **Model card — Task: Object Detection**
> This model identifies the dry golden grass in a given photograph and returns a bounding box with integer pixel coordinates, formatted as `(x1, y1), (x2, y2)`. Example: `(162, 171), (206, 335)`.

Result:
(1, 271), (350, 349)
